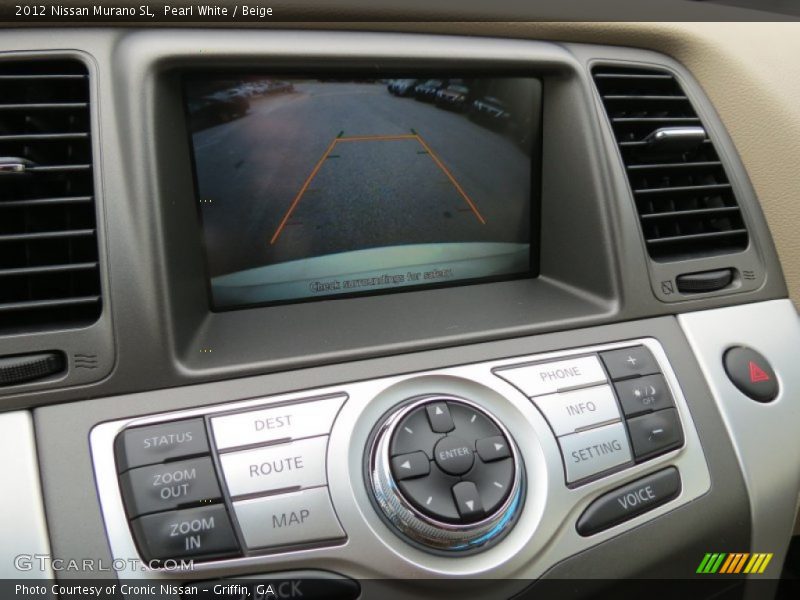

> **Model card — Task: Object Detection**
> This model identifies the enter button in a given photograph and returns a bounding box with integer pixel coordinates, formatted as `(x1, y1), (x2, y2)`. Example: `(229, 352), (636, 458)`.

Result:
(576, 467), (681, 536)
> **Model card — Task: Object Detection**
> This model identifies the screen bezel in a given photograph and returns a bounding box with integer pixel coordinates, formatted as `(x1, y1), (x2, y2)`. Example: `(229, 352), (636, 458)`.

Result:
(182, 70), (543, 312)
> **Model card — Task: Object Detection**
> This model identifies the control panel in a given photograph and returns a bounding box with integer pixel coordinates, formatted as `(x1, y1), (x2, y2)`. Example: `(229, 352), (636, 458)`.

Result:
(113, 395), (347, 563)
(91, 338), (710, 582)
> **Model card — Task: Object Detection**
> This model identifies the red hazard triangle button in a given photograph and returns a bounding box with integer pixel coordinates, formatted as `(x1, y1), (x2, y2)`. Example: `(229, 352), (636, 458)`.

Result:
(749, 361), (771, 383)
(724, 347), (779, 403)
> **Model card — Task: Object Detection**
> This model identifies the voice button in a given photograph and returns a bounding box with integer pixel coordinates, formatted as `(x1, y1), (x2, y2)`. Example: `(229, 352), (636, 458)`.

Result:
(219, 436), (328, 497)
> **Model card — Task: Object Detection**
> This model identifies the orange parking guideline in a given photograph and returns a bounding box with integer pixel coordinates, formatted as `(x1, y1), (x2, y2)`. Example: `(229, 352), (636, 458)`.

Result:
(269, 137), (339, 245)
(413, 133), (486, 225)
(269, 132), (486, 245)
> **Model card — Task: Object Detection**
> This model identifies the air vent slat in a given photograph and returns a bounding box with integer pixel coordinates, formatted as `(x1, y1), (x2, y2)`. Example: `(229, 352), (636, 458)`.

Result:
(0, 132), (89, 141)
(0, 229), (96, 243)
(646, 229), (748, 245)
(0, 58), (101, 334)
(592, 65), (749, 262)
(0, 296), (100, 314)
(640, 207), (741, 220)
(634, 183), (732, 195)
(0, 261), (98, 277)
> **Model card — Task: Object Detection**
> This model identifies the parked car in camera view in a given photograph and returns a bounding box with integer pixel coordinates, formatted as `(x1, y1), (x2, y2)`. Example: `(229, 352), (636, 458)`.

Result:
(434, 83), (471, 111)
(413, 79), (446, 102)
(468, 95), (513, 129)
(387, 78), (419, 96)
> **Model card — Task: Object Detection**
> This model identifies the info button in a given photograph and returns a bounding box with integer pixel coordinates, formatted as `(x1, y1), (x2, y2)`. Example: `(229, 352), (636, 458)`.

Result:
(533, 385), (621, 436)
(495, 355), (607, 397)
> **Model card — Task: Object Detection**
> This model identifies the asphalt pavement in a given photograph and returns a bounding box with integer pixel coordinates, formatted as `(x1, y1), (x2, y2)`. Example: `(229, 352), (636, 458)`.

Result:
(192, 82), (533, 277)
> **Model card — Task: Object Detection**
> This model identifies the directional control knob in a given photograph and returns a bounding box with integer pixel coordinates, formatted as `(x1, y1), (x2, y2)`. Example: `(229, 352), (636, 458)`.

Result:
(369, 396), (524, 551)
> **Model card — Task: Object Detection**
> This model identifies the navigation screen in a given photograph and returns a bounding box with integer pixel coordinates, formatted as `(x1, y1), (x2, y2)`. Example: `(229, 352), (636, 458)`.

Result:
(184, 76), (541, 309)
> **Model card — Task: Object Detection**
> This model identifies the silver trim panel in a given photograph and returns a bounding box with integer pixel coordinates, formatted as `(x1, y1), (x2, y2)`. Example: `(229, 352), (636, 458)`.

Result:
(0, 411), (53, 579)
(91, 338), (709, 587)
(679, 299), (800, 580)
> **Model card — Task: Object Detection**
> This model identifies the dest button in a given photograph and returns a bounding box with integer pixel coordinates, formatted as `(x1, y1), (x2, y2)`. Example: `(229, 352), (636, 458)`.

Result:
(210, 395), (346, 451)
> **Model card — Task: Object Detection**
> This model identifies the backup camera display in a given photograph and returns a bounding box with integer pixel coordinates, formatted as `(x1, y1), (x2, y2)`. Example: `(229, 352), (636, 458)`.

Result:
(185, 76), (540, 309)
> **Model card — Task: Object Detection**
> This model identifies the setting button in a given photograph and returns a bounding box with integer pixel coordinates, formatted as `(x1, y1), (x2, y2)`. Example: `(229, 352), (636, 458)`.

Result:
(576, 467), (682, 536)
(627, 408), (684, 461)
(131, 504), (239, 562)
(559, 422), (633, 483)
(219, 436), (327, 497)
(494, 355), (607, 397)
(233, 487), (345, 550)
(115, 419), (210, 473)
(476, 436), (511, 462)
(390, 407), (444, 459)
(452, 481), (485, 522)
(614, 374), (674, 417)
(533, 385), (621, 436)
(434, 436), (475, 476)
(398, 464), (461, 522)
(120, 457), (222, 519)
(600, 346), (659, 381)
(391, 451), (430, 481)
(210, 395), (345, 451)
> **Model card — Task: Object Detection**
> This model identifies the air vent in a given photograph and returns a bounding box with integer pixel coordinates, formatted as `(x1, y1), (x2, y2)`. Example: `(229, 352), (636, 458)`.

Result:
(0, 59), (101, 334)
(592, 66), (749, 262)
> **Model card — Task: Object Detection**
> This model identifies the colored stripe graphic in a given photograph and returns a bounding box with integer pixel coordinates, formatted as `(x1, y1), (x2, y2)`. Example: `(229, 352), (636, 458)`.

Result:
(697, 553), (773, 574)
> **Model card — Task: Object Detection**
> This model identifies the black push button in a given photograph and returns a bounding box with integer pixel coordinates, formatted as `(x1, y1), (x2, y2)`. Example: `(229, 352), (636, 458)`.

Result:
(119, 457), (223, 518)
(476, 436), (511, 462)
(466, 456), (514, 514)
(425, 401), (455, 433)
(723, 346), (779, 403)
(676, 269), (733, 294)
(600, 346), (659, 381)
(614, 374), (675, 417)
(390, 408), (444, 460)
(115, 419), (210, 473)
(576, 467), (681, 536)
(434, 436), (475, 476)
(452, 481), (485, 522)
(627, 408), (684, 461)
(391, 451), (430, 481)
(131, 504), (239, 562)
(398, 464), (460, 522)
